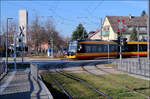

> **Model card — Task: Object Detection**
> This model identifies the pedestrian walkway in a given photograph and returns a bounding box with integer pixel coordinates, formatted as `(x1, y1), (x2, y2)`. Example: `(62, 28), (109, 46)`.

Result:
(0, 70), (53, 99)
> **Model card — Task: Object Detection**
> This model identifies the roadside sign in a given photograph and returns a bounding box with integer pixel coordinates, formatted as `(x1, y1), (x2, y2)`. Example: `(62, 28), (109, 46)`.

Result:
(47, 48), (51, 56)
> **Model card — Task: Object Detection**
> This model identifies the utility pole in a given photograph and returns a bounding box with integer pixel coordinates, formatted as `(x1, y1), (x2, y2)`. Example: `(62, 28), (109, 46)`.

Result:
(108, 40), (110, 62)
(137, 26), (140, 59)
(148, 0), (150, 61)
(6, 18), (13, 70)
(51, 31), (54, 58)
(100, 18), (103, 40)
(83, 28), (84, 39)
(14, 33), (17, 71)
(137, 26), (141, 69)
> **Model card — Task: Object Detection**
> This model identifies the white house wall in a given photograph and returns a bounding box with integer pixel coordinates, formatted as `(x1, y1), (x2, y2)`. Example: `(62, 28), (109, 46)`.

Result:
(90, 31), (100, 40)
(102, 17), (117, 40)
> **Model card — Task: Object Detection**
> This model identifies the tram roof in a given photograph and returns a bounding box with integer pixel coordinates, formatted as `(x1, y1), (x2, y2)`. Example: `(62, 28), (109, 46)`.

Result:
(69, 40), (117, 44)
(127, 41), (147, 44)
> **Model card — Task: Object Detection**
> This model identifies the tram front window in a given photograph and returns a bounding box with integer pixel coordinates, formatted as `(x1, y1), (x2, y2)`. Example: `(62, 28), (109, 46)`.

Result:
(68, 41), (77, 53)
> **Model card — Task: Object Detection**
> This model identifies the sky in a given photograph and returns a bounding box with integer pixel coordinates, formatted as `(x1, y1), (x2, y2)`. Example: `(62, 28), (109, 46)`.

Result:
(0, 0), (148, 38)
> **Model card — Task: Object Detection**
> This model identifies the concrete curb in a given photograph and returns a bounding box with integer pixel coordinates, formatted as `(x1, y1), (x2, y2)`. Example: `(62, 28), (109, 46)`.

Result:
(0, 72), (7, 82)
(38, 75), (53, 99)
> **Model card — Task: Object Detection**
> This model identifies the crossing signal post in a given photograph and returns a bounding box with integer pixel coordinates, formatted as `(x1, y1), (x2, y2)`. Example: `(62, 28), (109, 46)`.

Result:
(117, 19), (125, 62)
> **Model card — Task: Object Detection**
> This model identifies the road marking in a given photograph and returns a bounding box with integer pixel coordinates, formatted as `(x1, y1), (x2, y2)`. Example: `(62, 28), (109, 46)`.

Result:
(0, 71), (16, 93)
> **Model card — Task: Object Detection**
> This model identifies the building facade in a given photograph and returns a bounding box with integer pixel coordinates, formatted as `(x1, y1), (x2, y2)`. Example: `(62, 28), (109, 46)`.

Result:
(90, 16), (147, 41)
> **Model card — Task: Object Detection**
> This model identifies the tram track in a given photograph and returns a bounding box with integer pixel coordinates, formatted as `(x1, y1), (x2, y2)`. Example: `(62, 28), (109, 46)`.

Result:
(95, 63), (149, 86)
(81, 63), (150, 99)
(47, 63), (73, 99)
(56, 63), (112, 99)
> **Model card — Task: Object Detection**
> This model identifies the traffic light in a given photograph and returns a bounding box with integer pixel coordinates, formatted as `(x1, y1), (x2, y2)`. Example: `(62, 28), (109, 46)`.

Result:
(117, 32), (121, 45)
(25, 46), (28, 52)
(16, 46), (22, 51)
(48, 40), (51, 45)
(18, 38), (22, 42)
(123, 38), (127, 46)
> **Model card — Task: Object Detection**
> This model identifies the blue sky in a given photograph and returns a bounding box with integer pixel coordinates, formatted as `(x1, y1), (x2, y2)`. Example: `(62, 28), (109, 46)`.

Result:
(1, 0), (148, 37)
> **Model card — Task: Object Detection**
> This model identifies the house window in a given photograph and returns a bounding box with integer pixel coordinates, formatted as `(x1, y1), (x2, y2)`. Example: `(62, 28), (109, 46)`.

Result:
(102, 26), (110, 36)
(128, 26), (133, 31)
(139, 26), (147, 31)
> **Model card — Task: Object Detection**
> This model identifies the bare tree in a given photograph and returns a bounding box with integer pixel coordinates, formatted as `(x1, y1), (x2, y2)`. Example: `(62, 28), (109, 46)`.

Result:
(29, 16), (41, 54)
(28, 15), (66, 57)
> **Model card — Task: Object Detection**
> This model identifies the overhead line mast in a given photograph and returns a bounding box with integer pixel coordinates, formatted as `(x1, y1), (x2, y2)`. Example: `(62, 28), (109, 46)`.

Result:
(148, 0), (150, 61)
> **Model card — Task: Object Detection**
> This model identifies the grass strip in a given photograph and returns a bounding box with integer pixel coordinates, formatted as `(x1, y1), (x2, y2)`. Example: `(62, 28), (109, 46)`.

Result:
(73, 73), (147, 99)
(42, 73), (105, 99)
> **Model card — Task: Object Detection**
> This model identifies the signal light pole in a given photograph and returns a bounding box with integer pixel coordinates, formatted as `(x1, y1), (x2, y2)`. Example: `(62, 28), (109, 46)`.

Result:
(117, 19), (125, 62)
(6, 18), (13, 71)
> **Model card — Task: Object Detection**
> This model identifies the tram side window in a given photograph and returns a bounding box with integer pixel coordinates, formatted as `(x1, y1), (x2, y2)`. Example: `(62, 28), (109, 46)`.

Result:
(109, 44), (115, 52)
(140, 45), (147, 51)
(127, 45), (137, 52)
(97, 44), (104, 52)
(85, 45), (91, 53)
(92, 45), (98, 52)
(103, 44), (108, 52)
(77, 44), (85, 53)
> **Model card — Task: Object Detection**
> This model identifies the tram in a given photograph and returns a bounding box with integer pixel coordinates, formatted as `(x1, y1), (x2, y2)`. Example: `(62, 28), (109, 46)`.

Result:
(122, 41), (147, 57)
(66, 40), (147, 59)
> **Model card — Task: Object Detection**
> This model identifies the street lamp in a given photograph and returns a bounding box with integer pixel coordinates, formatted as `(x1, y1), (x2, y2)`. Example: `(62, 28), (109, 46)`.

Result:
(6, 18), (13, 69)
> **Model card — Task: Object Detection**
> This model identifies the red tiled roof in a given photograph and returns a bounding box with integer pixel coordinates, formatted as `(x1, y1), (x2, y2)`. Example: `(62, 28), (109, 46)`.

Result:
(89, 16), (147, 39)
(107, 16), (147, 33)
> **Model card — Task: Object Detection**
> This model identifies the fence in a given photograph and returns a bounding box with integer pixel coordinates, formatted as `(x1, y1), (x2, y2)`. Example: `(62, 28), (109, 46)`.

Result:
(30, 63), (39, 81)
(114, 59), (150, 78)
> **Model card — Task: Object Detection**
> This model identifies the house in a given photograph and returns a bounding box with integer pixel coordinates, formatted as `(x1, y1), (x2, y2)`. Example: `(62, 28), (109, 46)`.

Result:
(90, 15), (147, 41)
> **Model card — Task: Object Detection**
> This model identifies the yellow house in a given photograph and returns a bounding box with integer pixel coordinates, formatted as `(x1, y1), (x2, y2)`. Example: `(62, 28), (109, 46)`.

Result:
(90, 16), (147, 41)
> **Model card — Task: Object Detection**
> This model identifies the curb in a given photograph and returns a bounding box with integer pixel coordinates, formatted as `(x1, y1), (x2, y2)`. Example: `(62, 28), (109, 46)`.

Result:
(38, 75), (53, 99)
(0, 72), (8, 82)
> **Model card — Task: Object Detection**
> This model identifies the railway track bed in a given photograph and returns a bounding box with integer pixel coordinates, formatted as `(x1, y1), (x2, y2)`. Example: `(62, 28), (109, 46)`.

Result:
(40, 62), (150, 99)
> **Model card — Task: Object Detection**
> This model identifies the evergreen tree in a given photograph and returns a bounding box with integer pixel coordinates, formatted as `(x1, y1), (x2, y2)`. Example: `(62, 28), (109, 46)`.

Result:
(130, 26), (137, 41)
(141, 10), (146, 17)
(71, 24), (87, 40)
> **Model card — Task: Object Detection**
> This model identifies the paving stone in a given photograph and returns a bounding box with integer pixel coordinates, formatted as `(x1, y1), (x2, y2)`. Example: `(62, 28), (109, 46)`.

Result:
(0, 70), (52, 99)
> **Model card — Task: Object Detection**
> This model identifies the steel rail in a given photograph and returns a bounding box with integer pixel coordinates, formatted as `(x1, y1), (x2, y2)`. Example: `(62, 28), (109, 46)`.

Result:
(94, 65), (150, 99)
(57, 64), (112, 99)
(81, 63), (150, 99)
(94, 63), (149, 87)
(48, 72), (73, 99)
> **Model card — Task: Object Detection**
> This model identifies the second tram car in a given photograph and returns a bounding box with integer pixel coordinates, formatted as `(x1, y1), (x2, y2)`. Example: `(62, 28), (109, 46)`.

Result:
(122, 41), (147, 57)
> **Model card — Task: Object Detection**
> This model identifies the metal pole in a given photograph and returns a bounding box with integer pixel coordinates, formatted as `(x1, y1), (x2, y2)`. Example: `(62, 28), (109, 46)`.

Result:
(148, 0), (150, 61)
(108, 41), (109, 62)
(83, 27), (84, 39)
(51, 38), (53, 58)
(6, 18), (8, 70)
(120, 41), (122, 61)
(6, 18), (13, 71)
(22, 36), (24, 66)
(51, 32), (54, 58)
(100, 18), (103, 40)
(148, 0), (150, 75)
(14, 34), (16, 71)
(137, 26), (140, 67)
